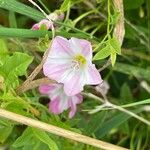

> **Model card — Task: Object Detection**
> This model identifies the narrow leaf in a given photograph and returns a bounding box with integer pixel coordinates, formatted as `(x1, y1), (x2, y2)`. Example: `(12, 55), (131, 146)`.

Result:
(0, 0), (44, 21)
(93, 45), (111, 60)
(33, 128), (58, 150)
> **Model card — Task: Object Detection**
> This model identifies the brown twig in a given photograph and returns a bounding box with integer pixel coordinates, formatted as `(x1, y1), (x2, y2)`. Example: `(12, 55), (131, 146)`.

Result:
(16, 77), (55, 94)
(16, 41), (52, 94)
(0, 108), (128, 150)
(113, 0), (125, 45)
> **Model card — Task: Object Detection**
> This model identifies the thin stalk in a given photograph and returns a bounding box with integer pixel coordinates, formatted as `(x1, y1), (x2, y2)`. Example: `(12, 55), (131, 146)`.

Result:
(37, 0), (51, 14)
(0, 108), (128, 150)
(108, 102), (150, 126)
(73, 10), (96, 25)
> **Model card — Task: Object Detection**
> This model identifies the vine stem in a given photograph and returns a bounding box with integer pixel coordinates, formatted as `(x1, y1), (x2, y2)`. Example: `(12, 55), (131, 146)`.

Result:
(108, 102), (150, 126)
(0, 108), (128, 150)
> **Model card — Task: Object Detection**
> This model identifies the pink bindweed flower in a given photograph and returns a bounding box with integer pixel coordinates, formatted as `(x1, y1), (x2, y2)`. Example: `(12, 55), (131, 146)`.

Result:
(31, 11), (64, 30)
(31, 19), (53, 30)
(43, 36), (103, 96)
(39, 84), (83, 118)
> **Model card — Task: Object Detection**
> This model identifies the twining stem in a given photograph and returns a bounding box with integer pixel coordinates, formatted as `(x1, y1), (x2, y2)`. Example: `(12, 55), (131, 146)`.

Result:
(0, 108), (128, 150)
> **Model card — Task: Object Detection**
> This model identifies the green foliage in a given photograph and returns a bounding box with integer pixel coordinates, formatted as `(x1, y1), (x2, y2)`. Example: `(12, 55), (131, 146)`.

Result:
(33, 128), (58, 150)
(60, 0), (70, 12)
(0, 0), (44, 21)
(95, 109), (141, 138)
(93, 36), (121, 66)
(124, 0), (144, 10)
(0, 0), (150, 150)
(13, 127), (58, 150)
(0, 52), (33, 88)
(0, 119), (13, 143)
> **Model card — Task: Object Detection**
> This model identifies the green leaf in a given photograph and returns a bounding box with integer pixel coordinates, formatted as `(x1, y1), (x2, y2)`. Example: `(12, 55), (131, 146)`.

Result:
(93, 45), (111, 60)
(110, 52), (116, 66)
(93, 37), (121, 61)
(60, 0), (70, 12)
(0, 27), (92, 40)
(9, 11), (17, 28)
(113, 63), (150, 81)
(33, 128), (58, 150)
(0, 52), (33, 87)
(0, 0), (44, 21)
(124, 0), (144, 10)
(13, 127), (33, 147)
(0, 119), (13, 143)
(95, 109), (141, 138)
(0, 38), (9, 66)
(109, 37), (121, 54)
(120, 83), (133, 104)
(84, 111), (107, 135)
(0, 38), (8, 53)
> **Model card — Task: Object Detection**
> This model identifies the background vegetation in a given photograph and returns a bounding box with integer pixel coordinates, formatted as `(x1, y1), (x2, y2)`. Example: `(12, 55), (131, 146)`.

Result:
(0, 0), (150, 150)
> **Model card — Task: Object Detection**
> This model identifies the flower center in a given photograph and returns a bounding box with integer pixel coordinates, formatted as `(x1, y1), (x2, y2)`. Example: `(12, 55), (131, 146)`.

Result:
(74, 54), (86, 66)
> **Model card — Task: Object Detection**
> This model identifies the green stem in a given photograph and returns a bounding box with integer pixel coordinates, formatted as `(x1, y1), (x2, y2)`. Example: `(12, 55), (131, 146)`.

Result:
(108, 102), (150, 126)
(73, 10), (96, 25)
(37, 0), (51, 14)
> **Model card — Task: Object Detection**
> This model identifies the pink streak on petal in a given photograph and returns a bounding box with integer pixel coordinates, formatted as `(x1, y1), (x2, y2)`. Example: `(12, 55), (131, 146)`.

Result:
(86, 64), (103, 85)
(39, 85), (56, 94)
(68, 94), (83, 118)
(76, 94), (83, 103)
(68, 98), (77, 118)
(64, 72), (84, 96)
(43, 62), (72, 82)
(31, 23), (39, 30)
(49, 96), (62, 114)
(79, 39), (92, 61)
(50, 36), (73, 57)
(69, 37), (82, 54)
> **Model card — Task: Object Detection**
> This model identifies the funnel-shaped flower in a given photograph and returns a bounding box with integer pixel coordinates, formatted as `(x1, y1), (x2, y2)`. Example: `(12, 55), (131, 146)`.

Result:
(43, 36), (102, 96)
(39, 84), (83, 118)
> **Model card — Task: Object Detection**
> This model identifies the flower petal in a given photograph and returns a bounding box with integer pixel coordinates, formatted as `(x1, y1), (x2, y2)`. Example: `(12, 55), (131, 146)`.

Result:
(49, 36), (74, 58)
(49, 96), (62, 114)
(43, 61), (73, 82)
(49, 95), (69, 114)
(69, 37), (82, 54)
(68, 94), (83, 118)
(63, 70), (85, 96)
(39, 19), (53, 29)
(39, 84), (56, 95)
(31, 23), (39, 30)
(70, 37), (92, 60)
(84, 64), (103, 85)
